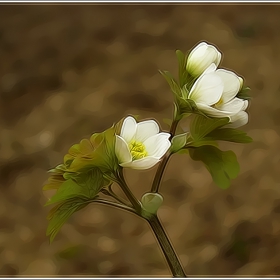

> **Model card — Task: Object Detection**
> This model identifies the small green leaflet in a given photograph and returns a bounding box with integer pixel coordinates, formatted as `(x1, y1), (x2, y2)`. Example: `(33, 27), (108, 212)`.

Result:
(206, 128), (253, 143)
(190, 115), (230, 141)
(189, 146), (240, 189)
(159, 70), (182, 98)
(176, 50), (189, 87)
(46, 197), (89, 243)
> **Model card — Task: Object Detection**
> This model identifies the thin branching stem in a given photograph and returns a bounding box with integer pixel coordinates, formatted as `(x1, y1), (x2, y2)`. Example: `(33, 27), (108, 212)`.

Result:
(107, 184), (131, 207)
(116, 168), (142, 213)
(151, 118), (180, 193)
(88, 198), (137, 215)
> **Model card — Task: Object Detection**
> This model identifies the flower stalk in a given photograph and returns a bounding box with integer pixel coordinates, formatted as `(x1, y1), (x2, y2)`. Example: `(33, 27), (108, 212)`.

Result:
(145, 213), (187, 277)
(151, 117), (179, 193)
(116, 168), (142, 213)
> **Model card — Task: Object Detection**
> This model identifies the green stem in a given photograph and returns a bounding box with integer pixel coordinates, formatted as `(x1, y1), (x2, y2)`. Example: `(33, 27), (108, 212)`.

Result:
(170, 118), (179, 137)
(146, 214), (187, 277)
(151, 153), (171, 193)
(91, 199), (137, 215)
(151, 118), (179, 193)
(116, 168), (142, 213)
(108, 184), (131, 207)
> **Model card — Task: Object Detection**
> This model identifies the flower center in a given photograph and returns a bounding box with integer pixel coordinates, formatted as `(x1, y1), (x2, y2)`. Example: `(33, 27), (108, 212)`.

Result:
(215, 97), (224, 106)
(129, 141), (148, 160)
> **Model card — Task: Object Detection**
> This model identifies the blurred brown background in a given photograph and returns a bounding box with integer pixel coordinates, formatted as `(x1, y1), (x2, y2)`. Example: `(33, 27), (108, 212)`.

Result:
(0, 3), (280, 277)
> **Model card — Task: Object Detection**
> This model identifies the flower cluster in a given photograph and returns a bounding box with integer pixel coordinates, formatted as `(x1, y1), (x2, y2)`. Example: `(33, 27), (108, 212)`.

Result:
(186, 42), (248, 128)
(44, 41), (252, 244)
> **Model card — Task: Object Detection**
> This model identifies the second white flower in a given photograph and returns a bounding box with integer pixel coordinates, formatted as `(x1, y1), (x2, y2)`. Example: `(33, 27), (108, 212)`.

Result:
(115, 116), (171, 170)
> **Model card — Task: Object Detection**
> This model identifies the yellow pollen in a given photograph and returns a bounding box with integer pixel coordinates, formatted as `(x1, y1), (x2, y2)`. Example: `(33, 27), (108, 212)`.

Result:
(129, 141), (148, 160)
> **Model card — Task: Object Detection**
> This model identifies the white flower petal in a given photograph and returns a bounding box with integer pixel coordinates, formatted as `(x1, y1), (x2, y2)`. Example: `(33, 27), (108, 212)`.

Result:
(189, 73), (223, 106)
(215, 51), (222, 66)
(242, 100), (249, 110)
(120, 156), (160, 170)
(239, 77), (244, 90)
(135, 119), (160, 142)
(196, 103), (231, 118)
(227, 111), (248, 128)
(216, 69), (242, 103)
(215, 97), (247, 114)
(143, 133), (171, 158)
(115, 135), (132, 164)
(202, 63), (217, 75)
(120, 116), (137, 143)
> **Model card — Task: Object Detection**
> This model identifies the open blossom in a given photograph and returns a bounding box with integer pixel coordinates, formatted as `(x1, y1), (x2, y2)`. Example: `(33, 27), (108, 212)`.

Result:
(188, 64), (248, 128)
(186, 42), (222, 77)
(115, 116), (171, 170)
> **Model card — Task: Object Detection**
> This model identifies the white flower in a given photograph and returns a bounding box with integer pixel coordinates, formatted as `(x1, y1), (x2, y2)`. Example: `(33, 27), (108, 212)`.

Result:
(188, 67), (224, 107)
(115, 116), (171, 170)
(186, 42), (222, 77)
(188, 64), (249, 128)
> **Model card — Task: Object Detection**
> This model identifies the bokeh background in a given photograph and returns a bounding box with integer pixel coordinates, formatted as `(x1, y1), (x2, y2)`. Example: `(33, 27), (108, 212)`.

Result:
(0, 3), (280, 277)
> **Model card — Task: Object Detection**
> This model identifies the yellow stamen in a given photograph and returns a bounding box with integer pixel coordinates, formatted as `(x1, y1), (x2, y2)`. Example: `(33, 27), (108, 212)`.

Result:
(216, 97), (223, 106)
(129, 141), (148, 160)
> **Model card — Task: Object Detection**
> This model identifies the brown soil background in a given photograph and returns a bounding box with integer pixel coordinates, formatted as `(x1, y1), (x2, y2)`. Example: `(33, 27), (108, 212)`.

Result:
(0, 4), (280, 277)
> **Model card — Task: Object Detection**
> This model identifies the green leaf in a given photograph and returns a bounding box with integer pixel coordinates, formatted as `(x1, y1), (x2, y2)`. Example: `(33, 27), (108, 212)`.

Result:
(90, 125), (119, 172)
(176, 50), (189, 87)
(71, 169), (110, 198)
(206, 128), (253, 143)
(56, 245), (83, 260)
(45, 179), (88, 206)
(186, 139), (218, 148)
(66, 125), (119, 173)
(159, 70), (181, 97)
(46, 197), (89, 243)
(189, 146), (240, 189)
(48, 164), (66, 174)
(45, 169), (108, 206)
(190, 115), (230, 141)
(43, 175), (66, 190)
(170, 133), (187, 153)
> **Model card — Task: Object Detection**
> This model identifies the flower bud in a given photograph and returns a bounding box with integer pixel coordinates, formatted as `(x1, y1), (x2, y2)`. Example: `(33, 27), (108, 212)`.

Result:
(186, 42), (221, 77)
(141, 193), (163, 214)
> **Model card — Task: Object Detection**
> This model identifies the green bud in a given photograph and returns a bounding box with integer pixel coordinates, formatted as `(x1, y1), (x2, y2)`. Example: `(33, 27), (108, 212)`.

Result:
(170, 133), (187, 153)
(141, 193), (163, 214)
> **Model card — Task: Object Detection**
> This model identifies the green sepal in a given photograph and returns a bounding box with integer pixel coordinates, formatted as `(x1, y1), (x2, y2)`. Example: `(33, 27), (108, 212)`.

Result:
(176, 97), (208, 118)
(237, 86), (251, 100)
